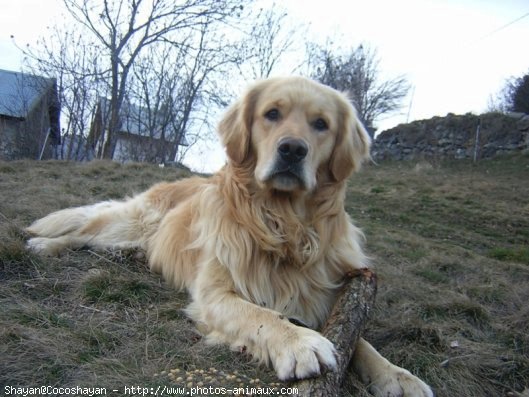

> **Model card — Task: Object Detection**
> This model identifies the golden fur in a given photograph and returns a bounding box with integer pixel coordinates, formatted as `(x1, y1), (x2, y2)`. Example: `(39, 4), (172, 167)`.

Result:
(27, 77), (433, 396)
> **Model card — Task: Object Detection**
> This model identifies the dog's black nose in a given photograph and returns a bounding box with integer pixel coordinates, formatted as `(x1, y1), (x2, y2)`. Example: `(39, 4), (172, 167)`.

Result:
(278, 138), (308, 164)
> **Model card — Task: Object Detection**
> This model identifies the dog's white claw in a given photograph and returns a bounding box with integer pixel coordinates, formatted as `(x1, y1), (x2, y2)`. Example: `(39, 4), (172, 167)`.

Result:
(272, 328), (337, 381)
(369, 364), (434, 397)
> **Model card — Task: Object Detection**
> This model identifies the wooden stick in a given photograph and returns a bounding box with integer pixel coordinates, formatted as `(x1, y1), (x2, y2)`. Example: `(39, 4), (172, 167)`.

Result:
(292, 269), (377, 396)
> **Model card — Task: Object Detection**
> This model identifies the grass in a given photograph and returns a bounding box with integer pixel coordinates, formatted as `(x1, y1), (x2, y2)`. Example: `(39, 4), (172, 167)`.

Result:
(1, 155), (529, 396)
(488, 247), (529, 265)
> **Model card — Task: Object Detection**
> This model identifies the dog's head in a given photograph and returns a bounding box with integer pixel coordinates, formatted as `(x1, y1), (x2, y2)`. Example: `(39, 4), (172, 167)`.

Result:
(219, 77), (371, 193)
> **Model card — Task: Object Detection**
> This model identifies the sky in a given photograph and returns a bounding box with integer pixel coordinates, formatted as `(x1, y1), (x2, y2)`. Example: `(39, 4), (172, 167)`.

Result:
(1, 0), (528, 171)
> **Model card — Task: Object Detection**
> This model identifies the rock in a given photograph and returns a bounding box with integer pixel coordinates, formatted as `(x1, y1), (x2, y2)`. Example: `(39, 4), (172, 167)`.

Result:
(372, 112), (529, 161)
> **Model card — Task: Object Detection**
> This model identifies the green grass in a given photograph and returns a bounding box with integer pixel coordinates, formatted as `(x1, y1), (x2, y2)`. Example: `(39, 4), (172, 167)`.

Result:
(1, 155), (529, 396)
(82, 272), (160, 305)
(488, 247), (529, 265)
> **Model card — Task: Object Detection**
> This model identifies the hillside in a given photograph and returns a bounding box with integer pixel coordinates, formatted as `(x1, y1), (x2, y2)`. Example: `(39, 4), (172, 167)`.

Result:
(1, 157), (528, 396)
(372, 112), (529, 161)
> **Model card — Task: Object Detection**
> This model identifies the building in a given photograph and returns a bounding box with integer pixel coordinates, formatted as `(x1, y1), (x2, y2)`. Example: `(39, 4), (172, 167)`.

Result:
(88, 97), (186, 163)
(0, 69), (60, 160)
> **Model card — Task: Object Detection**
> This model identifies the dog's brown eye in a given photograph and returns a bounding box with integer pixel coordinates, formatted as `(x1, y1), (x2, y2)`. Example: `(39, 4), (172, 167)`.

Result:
(313, 118), (328, 131)
(265, 108), (280, 121)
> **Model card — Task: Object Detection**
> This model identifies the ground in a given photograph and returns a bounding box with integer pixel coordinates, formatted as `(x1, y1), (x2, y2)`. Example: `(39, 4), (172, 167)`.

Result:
(1, 156), (528, 396)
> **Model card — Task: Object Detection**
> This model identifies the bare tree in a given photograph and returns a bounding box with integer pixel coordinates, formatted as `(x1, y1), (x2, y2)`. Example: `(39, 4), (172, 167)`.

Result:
(490, 70), (529, 114)
(124, 43), (186, 163)
(20, 24), (105, 160)
(309, 44), (410, 137)
(17, 0), (250, 163)
(511, 73), (529, 114)
(62, 0), (247, 159)
(235, 6), (305, 81)
(126, 17), (244, 164)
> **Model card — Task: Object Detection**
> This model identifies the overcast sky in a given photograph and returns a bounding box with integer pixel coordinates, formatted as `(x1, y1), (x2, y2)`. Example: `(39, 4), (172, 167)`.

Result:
(282, 0), (529, 123)
(1, 0), (528, 171)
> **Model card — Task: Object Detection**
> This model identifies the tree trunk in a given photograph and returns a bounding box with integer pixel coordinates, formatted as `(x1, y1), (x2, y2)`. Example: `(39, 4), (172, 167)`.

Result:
(292, 269), (377, 397)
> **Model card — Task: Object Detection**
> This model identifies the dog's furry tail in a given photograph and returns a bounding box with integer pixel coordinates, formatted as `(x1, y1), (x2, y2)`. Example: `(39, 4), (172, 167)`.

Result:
(26, 198), (159, 256)
(26, 201), (117, 238)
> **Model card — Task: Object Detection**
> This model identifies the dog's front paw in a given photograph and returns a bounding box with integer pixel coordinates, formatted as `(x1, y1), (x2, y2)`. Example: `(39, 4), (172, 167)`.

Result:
(369, 363), (434, 397)
(270, 327), (337, 380)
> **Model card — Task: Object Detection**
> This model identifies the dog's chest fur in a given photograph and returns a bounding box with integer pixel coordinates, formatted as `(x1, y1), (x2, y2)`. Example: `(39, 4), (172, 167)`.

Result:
(218, 192), (343, 329)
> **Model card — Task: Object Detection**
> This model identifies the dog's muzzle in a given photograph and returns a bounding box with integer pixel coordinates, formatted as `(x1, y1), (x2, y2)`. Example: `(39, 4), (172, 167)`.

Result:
(265, 138), (309, 191)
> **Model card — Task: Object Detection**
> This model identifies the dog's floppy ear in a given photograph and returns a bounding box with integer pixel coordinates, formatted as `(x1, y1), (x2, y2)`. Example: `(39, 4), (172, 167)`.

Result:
(330, 97), (371, 182)
(218, 86), (260, 165)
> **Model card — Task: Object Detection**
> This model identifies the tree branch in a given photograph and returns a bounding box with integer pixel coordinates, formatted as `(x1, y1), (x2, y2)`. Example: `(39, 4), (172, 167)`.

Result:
(292, 269), (377, 397)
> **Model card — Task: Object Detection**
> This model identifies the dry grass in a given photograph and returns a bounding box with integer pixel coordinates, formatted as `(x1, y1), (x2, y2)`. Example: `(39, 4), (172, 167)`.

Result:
(1, 155), (528, 396)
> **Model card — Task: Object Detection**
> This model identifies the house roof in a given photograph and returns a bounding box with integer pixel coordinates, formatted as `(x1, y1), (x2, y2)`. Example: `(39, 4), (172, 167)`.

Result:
(0, 69), (56, 119)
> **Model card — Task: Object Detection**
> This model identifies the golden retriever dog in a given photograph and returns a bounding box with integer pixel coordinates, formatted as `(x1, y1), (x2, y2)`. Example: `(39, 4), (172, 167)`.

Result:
(27, 77), (433, 396)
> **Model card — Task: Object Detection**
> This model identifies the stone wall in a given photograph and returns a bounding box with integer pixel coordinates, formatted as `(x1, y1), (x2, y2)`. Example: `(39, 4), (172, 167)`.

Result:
(371, 112), (529, 161)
